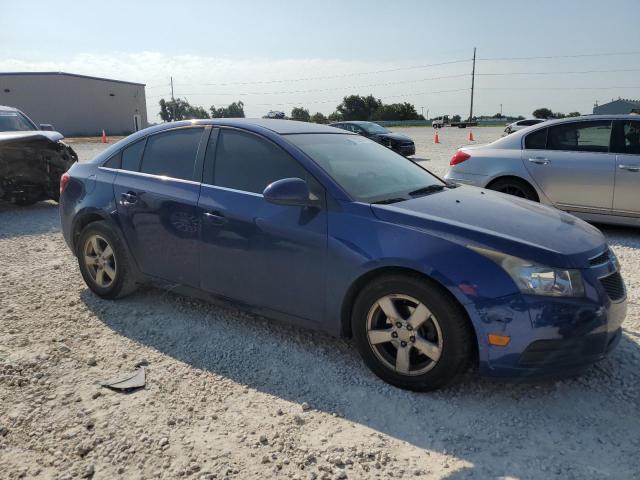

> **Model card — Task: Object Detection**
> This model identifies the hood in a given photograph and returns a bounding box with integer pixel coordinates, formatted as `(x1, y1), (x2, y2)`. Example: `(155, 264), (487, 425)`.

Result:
(371, 186), (605, 269)
(377, 132), (413, 143)
(0, 130), (64, 144)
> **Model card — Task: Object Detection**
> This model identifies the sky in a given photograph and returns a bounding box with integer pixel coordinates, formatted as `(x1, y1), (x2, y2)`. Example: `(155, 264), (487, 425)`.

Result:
(1, 0), (639, 121)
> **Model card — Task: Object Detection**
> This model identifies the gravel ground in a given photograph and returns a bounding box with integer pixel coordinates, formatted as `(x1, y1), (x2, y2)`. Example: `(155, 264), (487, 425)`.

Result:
(1, 127), (639, 479)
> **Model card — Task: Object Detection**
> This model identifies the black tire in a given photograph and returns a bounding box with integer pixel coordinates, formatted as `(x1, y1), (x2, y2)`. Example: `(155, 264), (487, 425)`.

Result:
(488, 177), (538, 201)
(352, 274), (473, 391)
(76, 221), (139, 299)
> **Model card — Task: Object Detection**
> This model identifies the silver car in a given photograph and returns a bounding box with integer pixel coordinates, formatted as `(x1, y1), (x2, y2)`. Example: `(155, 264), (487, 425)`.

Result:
(445, 115), (640, 227)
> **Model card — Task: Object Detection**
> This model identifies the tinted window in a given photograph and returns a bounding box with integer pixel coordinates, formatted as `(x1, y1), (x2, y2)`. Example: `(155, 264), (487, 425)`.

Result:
(287, 134), (444, 203)
(520, 119), (540, 126)
(140, 128), (203, 180)
(104, 152), (122, 169)
(122, 139), (146, 171)
(622, 121), (640, 154)
(0, 111), (37, 131)
(212, 129), (310, 194)
(547, 121), (612, 153)
(524, 128), (548, 149)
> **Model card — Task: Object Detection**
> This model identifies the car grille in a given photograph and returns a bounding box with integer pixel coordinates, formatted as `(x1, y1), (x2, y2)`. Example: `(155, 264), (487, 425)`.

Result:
(599, 272), (626, 301)
(589, 249), (610, 266)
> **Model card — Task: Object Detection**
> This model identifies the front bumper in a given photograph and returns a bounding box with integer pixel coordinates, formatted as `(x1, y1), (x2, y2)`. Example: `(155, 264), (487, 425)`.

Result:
(468, 263), (627, 379)
(395, 144), (416, 156)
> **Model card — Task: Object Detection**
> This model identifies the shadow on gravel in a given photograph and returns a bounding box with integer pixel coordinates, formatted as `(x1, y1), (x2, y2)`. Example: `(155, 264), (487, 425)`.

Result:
(83, 284), (640, 480)
(0, 200), (60, 238)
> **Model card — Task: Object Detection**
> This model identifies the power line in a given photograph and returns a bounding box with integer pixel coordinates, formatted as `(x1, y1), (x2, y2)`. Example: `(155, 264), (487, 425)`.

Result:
(477, 67), (640, 77)
(478, 51), (640, 61)
(175, 59), (472, 87)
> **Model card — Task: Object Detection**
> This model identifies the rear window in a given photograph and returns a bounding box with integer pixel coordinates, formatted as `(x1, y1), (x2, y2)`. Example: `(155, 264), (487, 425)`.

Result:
(524, 128), (548, 149)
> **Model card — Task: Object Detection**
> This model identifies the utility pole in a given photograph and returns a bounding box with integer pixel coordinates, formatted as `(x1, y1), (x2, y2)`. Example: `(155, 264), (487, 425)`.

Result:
(469, 47), (476, 122)
(170, 76), (176, 121)
(500, 103), (503, 117)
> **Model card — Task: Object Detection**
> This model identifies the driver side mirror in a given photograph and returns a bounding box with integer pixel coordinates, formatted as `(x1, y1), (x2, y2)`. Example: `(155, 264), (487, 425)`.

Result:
(263, 178), (312, 207)
(39, 124), (54, 131)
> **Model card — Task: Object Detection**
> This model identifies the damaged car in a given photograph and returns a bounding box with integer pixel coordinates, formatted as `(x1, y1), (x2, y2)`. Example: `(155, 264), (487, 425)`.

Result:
(0, 105), (77, 205)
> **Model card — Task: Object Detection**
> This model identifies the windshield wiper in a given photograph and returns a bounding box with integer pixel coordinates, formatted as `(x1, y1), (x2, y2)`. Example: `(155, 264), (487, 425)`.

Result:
(372, 197), (406, 205)
(408, 184), (446, 197)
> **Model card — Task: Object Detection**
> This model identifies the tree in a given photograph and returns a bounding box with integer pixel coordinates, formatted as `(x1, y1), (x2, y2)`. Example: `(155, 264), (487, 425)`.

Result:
(451, 114), (462, 123)
(336, 94), (382, 121)
(533, 108), (553, 119)
(310, 112), (328, 124)
(210, 101), (245, 118)
(371, 102), (421, 121)
(159, 98), (209, 121)
(290, 107), (311, 122)
(567, 111), (581, 117)
(327, 111), (343, 122)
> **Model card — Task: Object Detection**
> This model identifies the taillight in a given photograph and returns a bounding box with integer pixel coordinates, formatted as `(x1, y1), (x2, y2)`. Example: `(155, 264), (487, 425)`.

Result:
(60, 172), (71, 194)
(450, 150), (471, 166)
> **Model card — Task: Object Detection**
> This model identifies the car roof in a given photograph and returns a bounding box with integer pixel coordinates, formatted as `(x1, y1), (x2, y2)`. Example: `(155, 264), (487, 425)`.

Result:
(530, 114), (639, 126)
(151, 118), (350, 135)
(0, 105), (21, 113)
(330, 120), (375, 126)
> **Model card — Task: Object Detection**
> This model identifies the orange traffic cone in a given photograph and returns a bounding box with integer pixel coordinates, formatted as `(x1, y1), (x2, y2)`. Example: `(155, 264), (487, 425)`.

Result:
(468, 130), (474, 141)
(434, 129), (440, 144)
(101, 130), (107, 144)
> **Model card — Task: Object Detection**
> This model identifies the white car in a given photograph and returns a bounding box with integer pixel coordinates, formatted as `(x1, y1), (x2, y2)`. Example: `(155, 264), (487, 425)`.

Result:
(504, 118), (545, 135)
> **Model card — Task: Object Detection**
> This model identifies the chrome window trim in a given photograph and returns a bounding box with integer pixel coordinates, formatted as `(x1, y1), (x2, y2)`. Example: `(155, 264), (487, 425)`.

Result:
(97, 166), (201, 186)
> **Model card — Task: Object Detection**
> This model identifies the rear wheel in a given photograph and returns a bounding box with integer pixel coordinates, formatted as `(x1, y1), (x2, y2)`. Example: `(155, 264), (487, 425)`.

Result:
(488, 178), (538, 201)
(352, 274), (473, 391)
(77, 221), (138, 299)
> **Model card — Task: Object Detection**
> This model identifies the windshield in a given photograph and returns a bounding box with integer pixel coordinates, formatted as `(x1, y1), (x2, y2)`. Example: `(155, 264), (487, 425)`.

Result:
(0, 111), (37, 131)
(361, 122), (389, 134)
(288, 133), (444, 203)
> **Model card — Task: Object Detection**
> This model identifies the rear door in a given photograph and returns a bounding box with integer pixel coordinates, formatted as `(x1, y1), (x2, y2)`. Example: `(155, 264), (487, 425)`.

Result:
(198, 127), (328, 322)
(611, 120), (640, 215)
(522, 120), (615, 212)
(113, 126), (207, 286)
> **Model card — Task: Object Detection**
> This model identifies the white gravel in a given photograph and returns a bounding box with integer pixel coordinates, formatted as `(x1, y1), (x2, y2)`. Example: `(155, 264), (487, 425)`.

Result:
(1, 127), (639, 479)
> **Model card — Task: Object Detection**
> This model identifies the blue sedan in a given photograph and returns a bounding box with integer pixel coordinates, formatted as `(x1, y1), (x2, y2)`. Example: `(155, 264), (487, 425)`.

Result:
(59, 119), (627, 391)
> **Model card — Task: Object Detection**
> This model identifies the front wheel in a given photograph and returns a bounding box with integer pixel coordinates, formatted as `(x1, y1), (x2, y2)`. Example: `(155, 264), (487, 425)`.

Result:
(352, 274), (473, 391)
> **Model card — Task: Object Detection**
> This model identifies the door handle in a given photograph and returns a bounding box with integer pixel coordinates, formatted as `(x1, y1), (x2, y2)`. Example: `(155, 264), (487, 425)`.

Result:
(120, 192), (138, 206)
(203, 211), (227, 225)
(619, 164), (640, 172)
(528, 157), (550, 165)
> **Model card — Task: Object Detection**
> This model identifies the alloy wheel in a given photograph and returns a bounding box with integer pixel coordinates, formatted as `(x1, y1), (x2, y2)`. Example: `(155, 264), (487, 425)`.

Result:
(83, 234), (116, 288)
(366, 294), (443, 376)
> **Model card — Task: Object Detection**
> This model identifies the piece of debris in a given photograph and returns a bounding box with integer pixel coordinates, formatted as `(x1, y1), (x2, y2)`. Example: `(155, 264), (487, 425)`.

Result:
(301, 402), (311, 411)
(100, 367), (146, 392)
(134, 359), (150, 368)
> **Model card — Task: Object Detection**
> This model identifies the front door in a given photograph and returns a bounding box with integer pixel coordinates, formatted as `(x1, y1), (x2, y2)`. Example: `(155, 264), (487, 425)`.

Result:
(522, 120), (615, 212)
(612, 120), (640, 215)
(198, 127), (328, 323)
(113, 126), (207, 286)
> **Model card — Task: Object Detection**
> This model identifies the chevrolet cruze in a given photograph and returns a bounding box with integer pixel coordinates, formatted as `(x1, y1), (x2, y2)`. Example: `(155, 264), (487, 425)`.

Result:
(60, 119), (626, 391)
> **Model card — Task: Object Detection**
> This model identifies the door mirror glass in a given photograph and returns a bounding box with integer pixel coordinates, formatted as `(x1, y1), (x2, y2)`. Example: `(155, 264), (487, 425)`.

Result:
(263, 178), (311, 206)
(39, 123), (54, 131)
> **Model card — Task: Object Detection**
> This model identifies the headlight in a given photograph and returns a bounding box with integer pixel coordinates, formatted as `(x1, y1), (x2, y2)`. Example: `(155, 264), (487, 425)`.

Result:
(469, 246), (585, 297)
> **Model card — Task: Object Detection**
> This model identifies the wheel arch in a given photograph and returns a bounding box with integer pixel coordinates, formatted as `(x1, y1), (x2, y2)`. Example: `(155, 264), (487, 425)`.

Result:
(339, 266), (479, 364)
(71, 209), (110, 253)
(485, 175), (540, 202)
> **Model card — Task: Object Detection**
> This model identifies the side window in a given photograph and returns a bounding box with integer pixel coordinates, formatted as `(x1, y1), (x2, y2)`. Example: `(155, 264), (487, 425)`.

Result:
(211, 129), (312, 194)
(122, 139), (146, 171)
(524, 128), (548, 149)
(104, 151), (122, 169)
(547, 121), (612, 153)
(140, 128), (204, 180)
(623, 121), (640, 154)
